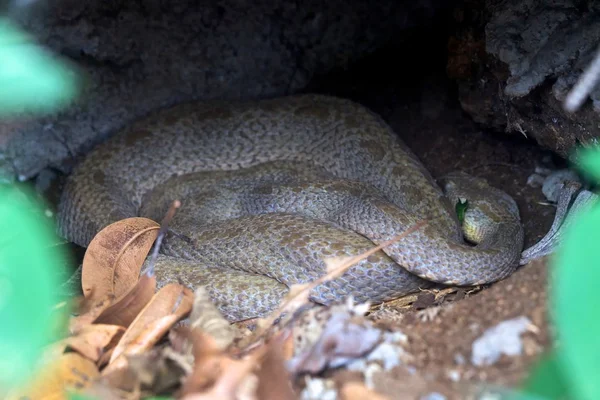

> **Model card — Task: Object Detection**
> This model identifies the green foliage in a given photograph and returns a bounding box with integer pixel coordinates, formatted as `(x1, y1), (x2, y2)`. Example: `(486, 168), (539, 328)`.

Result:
(522, 352), (570, 399)
(517, 147), (600, 400)
(0, 16), (78, 394)
(550, 148), (600, 400)
(0, 186), (69, 391)
(0, 17), (79, 116)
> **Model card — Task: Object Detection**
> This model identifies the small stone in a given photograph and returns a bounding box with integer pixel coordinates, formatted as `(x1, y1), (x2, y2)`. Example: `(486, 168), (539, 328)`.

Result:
(420, 392), (446, 400)
(471, 316), (533, 366)
(447, 369), (461, 382)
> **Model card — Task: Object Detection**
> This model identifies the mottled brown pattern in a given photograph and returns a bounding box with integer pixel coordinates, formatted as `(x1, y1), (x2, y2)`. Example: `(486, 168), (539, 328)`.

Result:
(57, 94), (524, 321)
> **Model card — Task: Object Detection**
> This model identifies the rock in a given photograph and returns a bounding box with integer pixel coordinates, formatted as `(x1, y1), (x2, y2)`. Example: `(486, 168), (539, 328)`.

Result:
(0, 0), (443, 180)
(448, 0), (600, 161)
(470, 316), (534, 367)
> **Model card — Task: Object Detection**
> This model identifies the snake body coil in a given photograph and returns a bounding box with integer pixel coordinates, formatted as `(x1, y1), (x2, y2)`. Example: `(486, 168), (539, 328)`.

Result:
(58, 94), (524, 321)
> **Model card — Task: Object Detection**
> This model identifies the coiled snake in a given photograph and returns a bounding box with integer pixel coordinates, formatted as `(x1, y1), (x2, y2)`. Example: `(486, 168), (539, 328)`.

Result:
(58, 94), (524, 321)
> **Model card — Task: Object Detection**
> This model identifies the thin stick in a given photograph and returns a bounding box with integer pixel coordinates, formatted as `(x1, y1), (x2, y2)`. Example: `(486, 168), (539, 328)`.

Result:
(564, 45), (600, 112)
(145, 200), (181, 275)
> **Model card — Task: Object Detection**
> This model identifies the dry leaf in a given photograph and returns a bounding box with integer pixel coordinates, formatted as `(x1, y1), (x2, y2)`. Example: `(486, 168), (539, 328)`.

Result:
(255, 334), (296, 400)
(57, 324), (125, 362)
(97, 346), (115, 369)
(181, 356), (259, 400)
(103, 313), (184, 376)
(97, 362), (141, 394)
(77, 380), (127, 400)
(7, 353), (100, 400)
(188, 286), (236, 351)
(282, 330), (295, 360)
(70, 274), (157, 336)
(340, 382), (391, 400)
(181, 329), (265, 399)
(82, 217), (159, 302)
(94, 273), (157, 327)
(70, 294), (118, 334)
(106, 346), (192, 394)
(108, 283), (194, 365)
(180, 329), (228, 394)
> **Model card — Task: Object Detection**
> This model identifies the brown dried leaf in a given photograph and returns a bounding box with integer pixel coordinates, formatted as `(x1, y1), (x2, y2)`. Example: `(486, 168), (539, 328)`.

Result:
(97, 346), (115, 369)
(70, 294), (117, 334)
(282, 330), (295, 360)
(95, 273), (157, 327)
(128, 347), (192, 393)
(6, 353), (100, 400)
(57, 324), (125, 362)
(102, 313), (184, 379)
(180, 329), (228, 394)
(181, 356), (259, 400)
(255, 334), (296, 400)
(108, 283), (194, 364)
(98, 362), (141, 395)
(82, 217), (159, 302)
(78, 380), (128, 400)
(181, 328), (266, 399)
(188, 287), (236, 351)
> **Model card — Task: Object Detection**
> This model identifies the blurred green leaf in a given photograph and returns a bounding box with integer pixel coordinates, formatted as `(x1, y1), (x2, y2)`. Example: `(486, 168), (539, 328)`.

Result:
(68, 393), (99, 400)
(522, 352), (570, 399)
(552, 148), (600, 400)
(0, 17), (78, 116)
(0, 185), (69, 392)
(577, 144), (600, 182)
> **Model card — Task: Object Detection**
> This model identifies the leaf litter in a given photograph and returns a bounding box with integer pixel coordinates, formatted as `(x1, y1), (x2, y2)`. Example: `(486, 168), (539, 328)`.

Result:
(16, 198), (432, 399)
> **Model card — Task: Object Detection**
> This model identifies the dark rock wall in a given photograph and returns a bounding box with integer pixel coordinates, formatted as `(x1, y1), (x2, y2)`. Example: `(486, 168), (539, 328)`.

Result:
(448, 0), (600, 160)
(1, 0), (443, 180)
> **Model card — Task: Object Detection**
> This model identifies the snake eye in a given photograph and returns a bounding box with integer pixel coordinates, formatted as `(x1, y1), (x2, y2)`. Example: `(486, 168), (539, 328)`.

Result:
(455, 198), (469, 225)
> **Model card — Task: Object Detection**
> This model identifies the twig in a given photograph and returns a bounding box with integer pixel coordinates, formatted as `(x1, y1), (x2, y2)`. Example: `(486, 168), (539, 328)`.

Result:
(564, 45), (600, 113)
(145, 200), (181, 275)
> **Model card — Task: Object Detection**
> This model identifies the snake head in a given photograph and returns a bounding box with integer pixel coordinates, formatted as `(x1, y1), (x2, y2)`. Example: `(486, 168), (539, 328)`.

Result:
(439, 171), (521, 244)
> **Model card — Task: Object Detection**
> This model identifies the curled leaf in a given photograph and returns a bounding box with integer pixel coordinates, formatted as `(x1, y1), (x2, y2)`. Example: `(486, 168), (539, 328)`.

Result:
(102, 313), (185, 378)
(95, 273), (157, 328)
(56, 324), (125, 362)
(181, 329), (266, 398)
(255, 334), (296, 400)
(108, 283), (194, 365)
(6, 353), (99, 400)
(82, 217), (159, 303)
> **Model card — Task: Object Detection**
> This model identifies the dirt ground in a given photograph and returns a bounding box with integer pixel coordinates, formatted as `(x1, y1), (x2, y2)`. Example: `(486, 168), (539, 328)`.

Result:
(299, 39), (559, 398)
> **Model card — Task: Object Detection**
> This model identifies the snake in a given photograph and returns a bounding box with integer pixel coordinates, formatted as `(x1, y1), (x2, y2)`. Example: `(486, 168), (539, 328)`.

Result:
(57, 94), (524, 322)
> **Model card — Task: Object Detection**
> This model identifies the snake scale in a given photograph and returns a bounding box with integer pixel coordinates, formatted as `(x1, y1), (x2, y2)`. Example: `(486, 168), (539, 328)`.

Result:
(58, 94), (524, 321)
